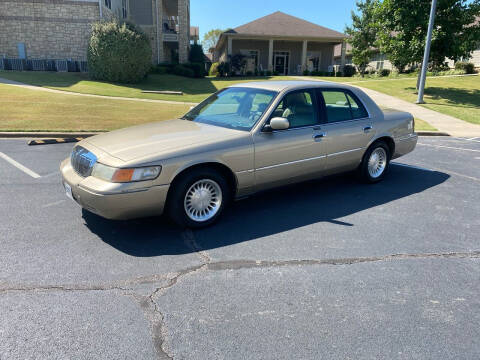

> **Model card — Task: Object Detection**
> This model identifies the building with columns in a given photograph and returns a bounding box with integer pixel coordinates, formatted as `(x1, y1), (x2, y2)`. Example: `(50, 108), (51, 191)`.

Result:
(0, 0), (195, 64)
(214, 12), (347, 75)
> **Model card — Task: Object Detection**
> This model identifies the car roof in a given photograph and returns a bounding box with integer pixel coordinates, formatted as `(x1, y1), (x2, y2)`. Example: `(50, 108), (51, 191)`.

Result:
(228, 80), (355, 92)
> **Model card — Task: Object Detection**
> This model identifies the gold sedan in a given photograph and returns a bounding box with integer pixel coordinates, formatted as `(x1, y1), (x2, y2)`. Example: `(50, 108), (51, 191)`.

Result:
(60, 81), (417, 228)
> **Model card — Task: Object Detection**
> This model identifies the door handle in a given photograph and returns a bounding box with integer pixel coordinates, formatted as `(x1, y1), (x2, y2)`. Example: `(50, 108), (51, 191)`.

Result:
(363, 126), (373, 133)
(313, 133), (327, 141)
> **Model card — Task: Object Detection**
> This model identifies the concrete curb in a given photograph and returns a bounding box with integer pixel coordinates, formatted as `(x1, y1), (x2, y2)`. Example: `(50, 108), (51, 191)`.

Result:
(416, 131), (450, 137)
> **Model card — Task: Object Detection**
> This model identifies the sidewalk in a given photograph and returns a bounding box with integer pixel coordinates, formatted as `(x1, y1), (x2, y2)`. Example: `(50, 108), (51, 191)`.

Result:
(0, 77), (198, 106)
(296, 76), (480, 137)
(353, 86), (480, 137)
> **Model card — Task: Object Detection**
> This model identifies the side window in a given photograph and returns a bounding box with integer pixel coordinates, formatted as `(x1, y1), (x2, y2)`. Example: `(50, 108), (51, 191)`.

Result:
(321, 90), (368, 123)
(322, 91), (352, 123)
(346, 93), (369, 119)
(272, 90), (317, 129)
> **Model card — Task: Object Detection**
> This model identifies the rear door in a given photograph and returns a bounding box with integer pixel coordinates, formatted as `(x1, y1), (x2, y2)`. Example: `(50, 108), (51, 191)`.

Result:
(316, 89), (375, 174)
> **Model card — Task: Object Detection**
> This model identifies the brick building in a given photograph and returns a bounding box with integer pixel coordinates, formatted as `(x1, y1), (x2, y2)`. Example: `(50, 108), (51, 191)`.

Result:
(0, 0), (195, 64)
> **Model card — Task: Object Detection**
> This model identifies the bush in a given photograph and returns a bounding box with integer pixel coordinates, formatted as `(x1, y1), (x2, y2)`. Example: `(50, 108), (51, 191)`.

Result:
(185, 62), (206, 78)
(266, 70), (272, 76)
(303, 69), (311, 76)
(455, 61), (476, 74)
(151, 63), (175, 75)
(88, 21), (152, 83)
(342, 65), (356, 77)
(173, 65), (195, 78)
(246, 71), (253, 76)
(379, 69), (391, 77)
(217, 62), (230, 77)
(189, 44), (205, 63)
(209, 62), (220, 76)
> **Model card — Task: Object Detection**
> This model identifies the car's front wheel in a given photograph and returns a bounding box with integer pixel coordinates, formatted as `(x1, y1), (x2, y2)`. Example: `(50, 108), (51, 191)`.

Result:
(167, 168), (230, 228)
(359, 141), (390, 183)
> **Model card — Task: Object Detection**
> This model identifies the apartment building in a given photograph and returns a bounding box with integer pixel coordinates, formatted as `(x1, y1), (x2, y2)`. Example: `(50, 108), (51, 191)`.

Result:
(0, 0), (195, 64)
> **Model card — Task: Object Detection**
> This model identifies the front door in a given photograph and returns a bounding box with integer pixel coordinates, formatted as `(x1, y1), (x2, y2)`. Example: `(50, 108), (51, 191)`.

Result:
(253, 89), (327, 190)
(316, 89), (375, 174)
(274, 54), (287, 75)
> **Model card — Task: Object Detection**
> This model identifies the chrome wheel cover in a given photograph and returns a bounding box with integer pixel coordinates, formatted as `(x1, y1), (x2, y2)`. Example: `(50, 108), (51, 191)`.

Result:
(368, 147), (387, 179)
(184, 179), (222, 222)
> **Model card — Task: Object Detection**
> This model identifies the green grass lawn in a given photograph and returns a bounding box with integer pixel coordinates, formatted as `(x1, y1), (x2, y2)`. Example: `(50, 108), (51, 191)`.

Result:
(1, 71), (477, 130)
(356, 76), (480, 125)
(414, 118), (438, 132)
(0, 84), (190, 132)
(0, 71), (299, 103)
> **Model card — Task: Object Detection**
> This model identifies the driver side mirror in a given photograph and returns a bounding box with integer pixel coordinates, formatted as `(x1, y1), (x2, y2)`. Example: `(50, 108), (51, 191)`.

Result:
(267, 117), (290, 131)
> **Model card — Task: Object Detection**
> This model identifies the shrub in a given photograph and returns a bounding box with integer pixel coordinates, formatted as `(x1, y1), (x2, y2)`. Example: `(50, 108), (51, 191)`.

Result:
(189, 44), (205, 63)
(87, 21), (152, 83)
(173, 65), (195, 78)
(209, 62), (220, 76)
(185, 62), (206, 78)
(379, 69), (391, 77)
(246, 71), (253, 76)
(455, 61), (475, 74)
(266, 70), (272, 76)
(273, 70), (280, 76)
(229, 54), (247, 74)
(342, 65), (357, 77)
(217, 62), (230, 77)
(151, 63), (174, 75)
(303, 69), (311, 76)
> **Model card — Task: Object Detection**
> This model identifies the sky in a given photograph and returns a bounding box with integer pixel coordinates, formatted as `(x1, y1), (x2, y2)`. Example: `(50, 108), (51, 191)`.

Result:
(191, 0), (358, 42)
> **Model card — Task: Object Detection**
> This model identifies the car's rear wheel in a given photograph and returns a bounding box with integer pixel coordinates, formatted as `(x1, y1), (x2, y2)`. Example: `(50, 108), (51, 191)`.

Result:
(359, 141), (390, 183)
(167, 168), (230, 228)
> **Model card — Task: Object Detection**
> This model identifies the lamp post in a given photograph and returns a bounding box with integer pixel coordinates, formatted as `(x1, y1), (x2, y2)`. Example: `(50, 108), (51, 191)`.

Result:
(416, 0), (438, 104)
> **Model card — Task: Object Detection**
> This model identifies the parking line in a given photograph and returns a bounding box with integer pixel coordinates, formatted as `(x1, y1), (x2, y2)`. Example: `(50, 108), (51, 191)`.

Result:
(417, 143), (480, 153)
(0, 152), (41, 179)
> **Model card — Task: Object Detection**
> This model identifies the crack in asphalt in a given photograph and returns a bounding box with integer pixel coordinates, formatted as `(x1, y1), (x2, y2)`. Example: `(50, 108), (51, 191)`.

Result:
(1, 250), (478, 359)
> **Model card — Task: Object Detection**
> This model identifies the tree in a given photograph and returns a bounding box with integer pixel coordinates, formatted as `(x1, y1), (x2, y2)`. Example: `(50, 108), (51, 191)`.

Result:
(202, 29), (224, 52)
(345, 0), (380, 76)
(376, 0), (480, 72)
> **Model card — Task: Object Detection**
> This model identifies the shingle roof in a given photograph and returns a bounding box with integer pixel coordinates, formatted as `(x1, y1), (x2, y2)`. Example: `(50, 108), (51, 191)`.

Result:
(225, 11), (345, 39)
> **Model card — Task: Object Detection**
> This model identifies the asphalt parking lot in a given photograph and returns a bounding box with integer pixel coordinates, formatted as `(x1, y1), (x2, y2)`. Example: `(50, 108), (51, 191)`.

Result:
(1, 136), (479, 360)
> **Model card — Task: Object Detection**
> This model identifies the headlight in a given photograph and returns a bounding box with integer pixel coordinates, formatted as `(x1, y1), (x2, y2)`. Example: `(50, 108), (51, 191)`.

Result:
(92, 163), (161, 183)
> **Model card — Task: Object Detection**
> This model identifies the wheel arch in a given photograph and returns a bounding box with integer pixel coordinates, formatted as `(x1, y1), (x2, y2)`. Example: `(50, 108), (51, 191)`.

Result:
(367, 136), (395, 158)
(168, 161), (239, 199)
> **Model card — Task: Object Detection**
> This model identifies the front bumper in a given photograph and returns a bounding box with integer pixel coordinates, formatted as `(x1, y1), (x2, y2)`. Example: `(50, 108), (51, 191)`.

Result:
(60, 159), (170, 220)
(393, 133), (418, 159)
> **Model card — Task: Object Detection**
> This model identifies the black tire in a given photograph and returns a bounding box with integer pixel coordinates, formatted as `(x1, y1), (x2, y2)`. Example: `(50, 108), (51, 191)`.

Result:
(166, 168), (231, 228)
(359, 141), (391, 183)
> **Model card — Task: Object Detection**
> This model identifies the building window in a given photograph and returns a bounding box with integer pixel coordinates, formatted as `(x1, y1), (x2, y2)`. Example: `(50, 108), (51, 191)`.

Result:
(240, 50), (259, 72)
(105, 0), (111, 9)
(307, 51), (321, 72)
(122, 0), (127, 18)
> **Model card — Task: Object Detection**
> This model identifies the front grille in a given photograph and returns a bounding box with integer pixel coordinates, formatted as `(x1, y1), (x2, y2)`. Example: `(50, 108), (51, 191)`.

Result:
(71, 146), (97, 177)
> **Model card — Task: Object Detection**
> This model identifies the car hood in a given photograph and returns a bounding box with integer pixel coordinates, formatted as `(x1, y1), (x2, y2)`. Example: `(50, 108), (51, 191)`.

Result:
(84, 119), (247, 163)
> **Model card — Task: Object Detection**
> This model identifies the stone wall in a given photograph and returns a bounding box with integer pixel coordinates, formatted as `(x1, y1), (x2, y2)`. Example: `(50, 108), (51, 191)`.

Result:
(0, 0), (100, 60)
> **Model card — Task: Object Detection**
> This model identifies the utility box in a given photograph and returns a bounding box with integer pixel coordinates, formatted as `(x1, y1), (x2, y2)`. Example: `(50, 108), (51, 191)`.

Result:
(17, 43), (27, 59)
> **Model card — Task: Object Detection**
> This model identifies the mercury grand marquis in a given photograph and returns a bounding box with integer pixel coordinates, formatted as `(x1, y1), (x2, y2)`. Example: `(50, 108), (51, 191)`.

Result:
(60, 81), (418, 228)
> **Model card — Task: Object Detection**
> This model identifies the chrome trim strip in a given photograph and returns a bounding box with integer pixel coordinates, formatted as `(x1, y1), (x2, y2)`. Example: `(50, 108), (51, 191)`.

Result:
(328, 147), (363, 157)
(236, 169), (255, 175)
(257, 154), (327, 171)
(396, 133), (418, 142)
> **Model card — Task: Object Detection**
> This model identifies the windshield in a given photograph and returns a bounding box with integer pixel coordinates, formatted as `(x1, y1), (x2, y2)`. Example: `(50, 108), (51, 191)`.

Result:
(182, 87), (277, 131)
